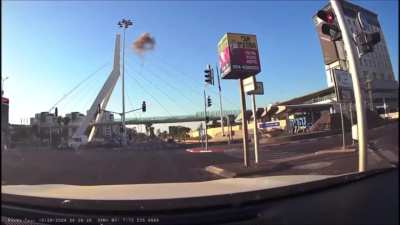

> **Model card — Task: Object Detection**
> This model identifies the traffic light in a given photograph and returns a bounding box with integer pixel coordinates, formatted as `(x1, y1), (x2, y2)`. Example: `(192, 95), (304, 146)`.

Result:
(204, 64), (214, 85)
(142, 101), (146, 112)
(205, 116), (209, 123)
(120, 124), (124, 133)
(353, 31), (381, 57)
(207, 96), (212, 107)
(316, 10), (342, 41)
(54, 107), (58, 117)
(353, 10), (381, 58)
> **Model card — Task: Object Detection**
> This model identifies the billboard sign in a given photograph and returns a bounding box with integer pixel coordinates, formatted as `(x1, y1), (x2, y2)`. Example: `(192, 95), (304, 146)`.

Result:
(218, 33), (261, 79)
(333, 69), (354, 103)
(247, 82), (264, 95)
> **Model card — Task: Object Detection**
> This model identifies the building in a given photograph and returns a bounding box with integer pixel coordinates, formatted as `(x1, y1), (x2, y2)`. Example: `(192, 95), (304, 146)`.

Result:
(313, 0), (398, 113)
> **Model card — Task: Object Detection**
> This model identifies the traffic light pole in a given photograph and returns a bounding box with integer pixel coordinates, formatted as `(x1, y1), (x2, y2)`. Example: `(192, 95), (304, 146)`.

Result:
(215, 66), (225, 137)
(330, 0), (368, 172)
(203, 89), (208, 151)
(239, 78), (250, 167)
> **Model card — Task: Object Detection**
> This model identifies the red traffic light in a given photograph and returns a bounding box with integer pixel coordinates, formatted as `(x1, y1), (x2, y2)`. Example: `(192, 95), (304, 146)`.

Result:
(317, 10), (334, 24)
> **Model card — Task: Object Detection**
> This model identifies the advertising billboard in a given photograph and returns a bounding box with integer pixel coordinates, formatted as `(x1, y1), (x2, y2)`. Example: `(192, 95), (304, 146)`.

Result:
(218, 33), (261, 79)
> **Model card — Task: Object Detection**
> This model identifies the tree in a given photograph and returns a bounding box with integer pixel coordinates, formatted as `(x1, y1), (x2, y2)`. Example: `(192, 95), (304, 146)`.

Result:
(156, 129), (161, 137)
(168, 126), (190, 141)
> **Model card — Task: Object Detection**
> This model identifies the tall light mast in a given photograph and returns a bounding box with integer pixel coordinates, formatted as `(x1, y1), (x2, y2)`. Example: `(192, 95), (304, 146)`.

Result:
(118, 19), (133, 146)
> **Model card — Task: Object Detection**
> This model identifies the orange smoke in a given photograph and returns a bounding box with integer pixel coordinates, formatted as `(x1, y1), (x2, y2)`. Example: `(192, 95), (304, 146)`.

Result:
(132, 32), (156, 55)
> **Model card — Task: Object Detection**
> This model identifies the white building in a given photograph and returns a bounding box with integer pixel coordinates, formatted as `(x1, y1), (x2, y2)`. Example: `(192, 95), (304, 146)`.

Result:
(313, 0), (398, 113)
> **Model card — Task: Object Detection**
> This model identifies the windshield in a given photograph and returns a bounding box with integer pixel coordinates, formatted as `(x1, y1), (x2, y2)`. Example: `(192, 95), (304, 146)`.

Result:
(1, 0), (399, 222)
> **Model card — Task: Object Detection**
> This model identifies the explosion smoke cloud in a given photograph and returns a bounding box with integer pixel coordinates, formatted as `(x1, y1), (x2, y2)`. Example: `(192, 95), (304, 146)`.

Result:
(132, 32), (156, 55)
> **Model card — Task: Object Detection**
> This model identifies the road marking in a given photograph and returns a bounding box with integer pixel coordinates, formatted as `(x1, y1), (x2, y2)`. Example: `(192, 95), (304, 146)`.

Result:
(186, 148), (225, 153)
(292, 162), (333, 170)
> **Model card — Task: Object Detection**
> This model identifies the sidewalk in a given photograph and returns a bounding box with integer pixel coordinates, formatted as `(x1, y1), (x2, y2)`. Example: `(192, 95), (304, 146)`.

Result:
(205, 146), (398, 178)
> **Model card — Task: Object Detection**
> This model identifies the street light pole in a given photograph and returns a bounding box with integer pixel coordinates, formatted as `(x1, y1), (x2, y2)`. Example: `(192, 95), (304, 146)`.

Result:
(118, 19), (133, 146)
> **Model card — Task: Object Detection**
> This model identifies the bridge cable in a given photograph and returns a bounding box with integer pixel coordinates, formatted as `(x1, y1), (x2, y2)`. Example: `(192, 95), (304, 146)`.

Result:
(62, 67), (108, 114)
(127, 59), (202, 104)
(145, 54), (238, 108)
(125, 70), (173, 117)
(47, 62), (110, 112)
(125, 65), (196, 114)
(125, 62), (200, 113)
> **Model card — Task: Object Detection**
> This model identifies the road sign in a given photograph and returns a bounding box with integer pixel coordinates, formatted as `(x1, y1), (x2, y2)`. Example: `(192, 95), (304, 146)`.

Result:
(218, 33), (261, 79)
(247, 82), (264, 95)
(333, 69), (354, 103)
(242, 76), (256, 93)
(258, 121), (280, 129)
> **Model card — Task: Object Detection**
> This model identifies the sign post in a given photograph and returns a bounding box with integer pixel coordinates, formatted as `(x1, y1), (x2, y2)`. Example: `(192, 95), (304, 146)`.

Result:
(333, 69), (355, 150)
(218, 33), (261, 167)
(239, 79), (250, 167)
(247, 81), (264, 164)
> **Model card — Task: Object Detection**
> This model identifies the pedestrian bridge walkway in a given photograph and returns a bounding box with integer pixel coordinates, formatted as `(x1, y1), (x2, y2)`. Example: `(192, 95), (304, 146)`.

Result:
(94, 110), (240, 125)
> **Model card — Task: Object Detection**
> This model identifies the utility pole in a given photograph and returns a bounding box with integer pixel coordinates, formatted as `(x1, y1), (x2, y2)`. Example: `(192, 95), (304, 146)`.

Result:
(239, 78), (250, 167)
(330, 0), (368, 172)
(118, 19), (133, 146)
(215, 64), (225, 137)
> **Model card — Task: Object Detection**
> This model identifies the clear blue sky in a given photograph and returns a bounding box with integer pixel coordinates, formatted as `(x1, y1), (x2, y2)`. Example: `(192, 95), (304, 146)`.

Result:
(2, 0), (398, 124)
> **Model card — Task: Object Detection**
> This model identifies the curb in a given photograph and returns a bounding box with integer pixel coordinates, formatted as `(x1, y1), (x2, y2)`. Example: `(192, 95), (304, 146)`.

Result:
(205, 166), (236, 178)
(270, 148), (356, 164)
(205, 148), (357, 178)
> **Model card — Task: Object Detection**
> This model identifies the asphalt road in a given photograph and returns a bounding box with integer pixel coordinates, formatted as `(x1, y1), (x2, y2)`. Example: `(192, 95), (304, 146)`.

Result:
(2, 148), (239, 185)
(2, 123), (397, 185)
